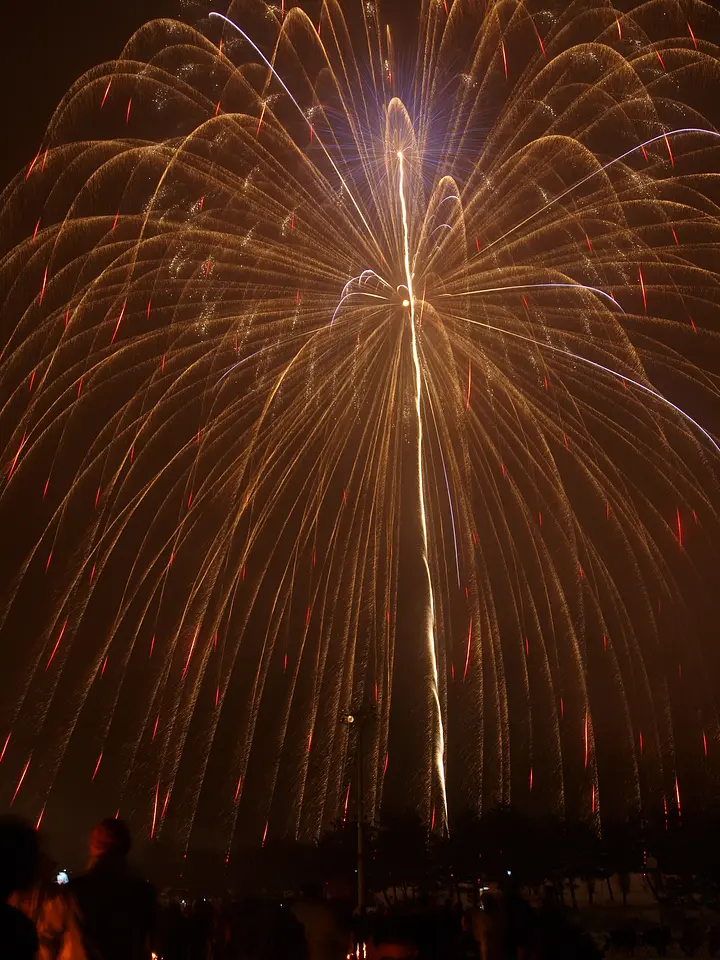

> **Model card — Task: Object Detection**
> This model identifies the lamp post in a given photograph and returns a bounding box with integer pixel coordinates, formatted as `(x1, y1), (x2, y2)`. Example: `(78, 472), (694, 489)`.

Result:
(340, 705), (375, 912)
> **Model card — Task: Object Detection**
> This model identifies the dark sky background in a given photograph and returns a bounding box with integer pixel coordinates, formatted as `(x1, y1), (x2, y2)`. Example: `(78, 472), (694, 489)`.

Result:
(0, 0), (175, 189)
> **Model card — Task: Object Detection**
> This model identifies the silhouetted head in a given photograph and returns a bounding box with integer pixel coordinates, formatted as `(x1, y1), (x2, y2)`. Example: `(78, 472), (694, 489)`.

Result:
(542, 885), (558, 905)
(301, 879), (322, 900)
(481, 893), (499, 916)
(502, 874), (521, 898)
(0, 815), (40, 899)
(89, 817), (132, 864)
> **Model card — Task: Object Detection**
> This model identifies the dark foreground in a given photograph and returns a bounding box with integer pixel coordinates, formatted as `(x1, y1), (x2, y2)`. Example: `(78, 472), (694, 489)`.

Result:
(3, 813), (720, 959)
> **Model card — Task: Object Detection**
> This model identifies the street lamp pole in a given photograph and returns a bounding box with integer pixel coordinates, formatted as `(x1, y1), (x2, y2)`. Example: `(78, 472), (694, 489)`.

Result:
(340, 705), (374, 913)
(356, 717), (365, 912)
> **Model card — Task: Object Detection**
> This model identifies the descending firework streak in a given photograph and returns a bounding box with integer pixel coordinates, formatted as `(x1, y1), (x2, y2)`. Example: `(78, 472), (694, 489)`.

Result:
(2, 0), (720, 849)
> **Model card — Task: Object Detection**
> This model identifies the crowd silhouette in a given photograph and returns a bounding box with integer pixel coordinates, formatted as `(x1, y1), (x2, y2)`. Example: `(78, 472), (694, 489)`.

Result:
(3, 812), (719, 959)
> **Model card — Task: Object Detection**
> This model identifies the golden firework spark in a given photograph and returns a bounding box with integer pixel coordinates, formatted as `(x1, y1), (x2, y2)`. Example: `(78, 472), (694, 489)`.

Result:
(1, 0), (720, 848)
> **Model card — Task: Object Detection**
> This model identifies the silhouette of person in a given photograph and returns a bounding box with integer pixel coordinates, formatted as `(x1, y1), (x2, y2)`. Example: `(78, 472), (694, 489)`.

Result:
(470, 893), (505, 960)
(40, 818), (156, 960)
(0, 816), (40, 960)
(292, 881), (350, 960)
(502, 881), (535, 960)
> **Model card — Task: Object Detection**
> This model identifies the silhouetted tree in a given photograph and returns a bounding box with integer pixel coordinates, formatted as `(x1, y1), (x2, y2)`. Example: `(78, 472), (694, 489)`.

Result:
(375, 809), (429, 898)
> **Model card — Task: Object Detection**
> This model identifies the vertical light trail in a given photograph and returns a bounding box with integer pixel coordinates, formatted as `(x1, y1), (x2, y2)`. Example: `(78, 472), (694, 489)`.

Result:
(397, 150), (448, 827)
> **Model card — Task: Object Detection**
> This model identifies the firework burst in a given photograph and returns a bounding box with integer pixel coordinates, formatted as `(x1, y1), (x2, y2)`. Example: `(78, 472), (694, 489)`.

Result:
(2, 0), (720, 849)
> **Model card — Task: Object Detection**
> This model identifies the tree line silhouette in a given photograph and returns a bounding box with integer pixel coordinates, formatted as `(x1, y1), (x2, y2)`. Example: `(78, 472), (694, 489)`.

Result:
(140, 803), (720, 900)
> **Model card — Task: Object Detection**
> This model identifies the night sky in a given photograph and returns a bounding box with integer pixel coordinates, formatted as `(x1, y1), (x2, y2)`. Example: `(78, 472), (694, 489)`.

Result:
(0, 0), (175, 187)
